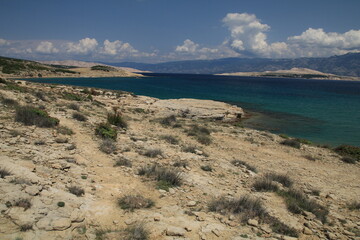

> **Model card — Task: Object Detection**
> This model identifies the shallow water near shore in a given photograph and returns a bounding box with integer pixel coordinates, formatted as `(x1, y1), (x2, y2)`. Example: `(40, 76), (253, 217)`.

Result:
(25, 73), (360, 146)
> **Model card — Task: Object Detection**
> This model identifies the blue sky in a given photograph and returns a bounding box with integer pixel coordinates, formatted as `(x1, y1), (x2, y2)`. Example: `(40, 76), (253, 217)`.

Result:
(0, 0), (359, 62)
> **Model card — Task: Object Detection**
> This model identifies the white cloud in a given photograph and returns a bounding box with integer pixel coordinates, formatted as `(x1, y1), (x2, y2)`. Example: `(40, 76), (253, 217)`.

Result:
(101, 39), (139, 55)
(0, 38), (9, 46)
(66, 38), (98, 54)
(223, 13), (291, 57)
(35, 41), (59, 53)
(175, 39), (199, 53)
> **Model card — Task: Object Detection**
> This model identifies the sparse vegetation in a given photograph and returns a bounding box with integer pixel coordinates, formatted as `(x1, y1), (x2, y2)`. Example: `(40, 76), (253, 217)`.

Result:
(264, 173), (293, 187)
(277, 189), (328, 223)
(68, 103), (80, 111)
(63, 92), (84, 101)
(142, 148), (163, 158)
(201, 165), (213, 172)
(20, 224), (33, 232)
(341, 156), (357, 164)
(118, 195), (154, 211)
(281, 139), (301, 149)
(107, 111), (127, 128)
(114, 157), (132, 167)
(99, 139), (117, 154)
(186, 124), (212, 145)
(231, 160), (258, 173)
(91, 65), (116, 72)
(57, 126), (74, 135)
(1, 97), (19, 106)
(15, 106), (59, 127)
(173, 160), (188, 168)
(160, 135), (179, 145)
(138, 164), (182, 190)
(14, 199), (32, 210)
(208, 195), (266, 222)
(253, 177), (279, 192)
(34, 91), (47, 101)
(182, 145), (198, 153)
(334, 145), (360, 162)
(95, 123), (117, 140)
(0, 168), (12, 178)
(72, 112), (88, 122)
(347, 201), (360, 211)
(124, 223), (149, 240)
(68, 186), (85, 197)
(160, 115), (177, 126)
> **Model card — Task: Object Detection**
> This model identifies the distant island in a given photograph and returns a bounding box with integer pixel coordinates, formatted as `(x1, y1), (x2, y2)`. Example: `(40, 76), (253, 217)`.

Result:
(217, 67), (360, 81)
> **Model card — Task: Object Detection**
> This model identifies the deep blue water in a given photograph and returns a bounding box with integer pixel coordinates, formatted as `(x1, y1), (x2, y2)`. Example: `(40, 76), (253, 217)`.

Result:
(25, 73), (360, 147)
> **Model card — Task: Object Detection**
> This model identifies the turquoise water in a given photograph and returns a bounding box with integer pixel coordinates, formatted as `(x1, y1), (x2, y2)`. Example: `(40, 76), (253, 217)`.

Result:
(26, 73), (360, 147)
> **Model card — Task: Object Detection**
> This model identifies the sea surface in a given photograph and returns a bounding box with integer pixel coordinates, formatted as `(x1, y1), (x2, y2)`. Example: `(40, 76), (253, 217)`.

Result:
(25, 73), (360, 147)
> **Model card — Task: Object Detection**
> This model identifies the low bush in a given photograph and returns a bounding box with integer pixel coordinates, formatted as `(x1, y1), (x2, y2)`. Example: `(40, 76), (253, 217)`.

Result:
(347, 201), (360, 211)
(341, 156), (357, 164)
(63, 93), (83, 101)
(57, 201), (65, 207)
(231, 160), (258, 173)
(173, 160), (188, 168)
(118, 195), (154, 211)
(186, 125), (212, 145)
(114, 157), (132, 167)
(124, 223), (149, 240)
(201, 165), (213, 172)
(57, 126), (74, 135)
(334, 145), (360, 161)
(99, 139), (116, 154)
(1, 97), (18, 106)
(281, 139), (301, 149)
(182, 145), (197, 153)
(142, 148), (163, 158)
(72, 112), (88, 122)
(68, 186), (85, 197)
(15, 106), (59, 128)
(160, 135), (179, 145)
(208, 195), (266, 222)
(68, 103), (80, 111)
(0, 168), (12, 178)
(95, 123), (117, 140)
(266, 216), (298, 237)
(253, 178), (279, 192)
(34, 91), (47, 101)
(14, 199), (31, 210)
(160, 115), (177, 126)
(107, 112), (127, 128)
(265, 173), (293, 187)
(20, 224), (33, 232)
(138, 164), (182, 190)
(278, 189), (328, 223)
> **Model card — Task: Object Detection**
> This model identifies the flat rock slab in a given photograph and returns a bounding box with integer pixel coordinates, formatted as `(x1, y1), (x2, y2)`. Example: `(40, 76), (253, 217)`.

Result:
(151, 98), (244, 121)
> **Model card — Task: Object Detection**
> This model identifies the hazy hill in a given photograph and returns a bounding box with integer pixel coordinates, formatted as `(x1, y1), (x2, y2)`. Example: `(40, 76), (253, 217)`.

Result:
(105, 52), (360, 76)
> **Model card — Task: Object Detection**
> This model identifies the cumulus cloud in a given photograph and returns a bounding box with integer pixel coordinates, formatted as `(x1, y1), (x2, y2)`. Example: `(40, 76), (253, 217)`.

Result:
(223, 13), (291, 57)
(35, 41), (59, 53)
(66, 38), (98, 54)
(222, 12), (360, 58)
(175, 39), (199, 53)
(101, 39), (139, 55)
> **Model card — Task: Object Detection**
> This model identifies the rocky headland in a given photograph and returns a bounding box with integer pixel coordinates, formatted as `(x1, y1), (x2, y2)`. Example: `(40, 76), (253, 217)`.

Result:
(0, 77), (359, 240)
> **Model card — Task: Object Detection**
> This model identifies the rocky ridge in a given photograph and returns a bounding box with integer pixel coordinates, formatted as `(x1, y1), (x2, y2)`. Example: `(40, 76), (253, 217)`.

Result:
(0, 78), (359, 240)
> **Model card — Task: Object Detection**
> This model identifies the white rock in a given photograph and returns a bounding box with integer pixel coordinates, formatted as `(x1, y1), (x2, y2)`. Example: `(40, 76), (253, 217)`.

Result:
(166, 226), (186, 236)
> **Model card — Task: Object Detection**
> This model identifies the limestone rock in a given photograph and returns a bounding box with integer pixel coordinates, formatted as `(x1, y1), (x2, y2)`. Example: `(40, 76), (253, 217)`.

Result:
(166, 226), (186, 236)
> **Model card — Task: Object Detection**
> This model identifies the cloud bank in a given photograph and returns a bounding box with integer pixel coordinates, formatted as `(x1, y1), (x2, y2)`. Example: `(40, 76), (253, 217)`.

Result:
(0, 12), (359, 62)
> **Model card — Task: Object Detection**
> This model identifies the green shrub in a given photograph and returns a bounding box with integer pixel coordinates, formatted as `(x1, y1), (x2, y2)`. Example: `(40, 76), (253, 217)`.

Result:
(91, 65), (116, 72)
(264, 173), (293, 187)
(57, 126), (74, 135)
(296, 138), (312, 145)
(281, 139), (301, 149)
(334, 145), (360, 161)
(186, 125), (212, 145)
(15, 106), (59, 128)
(68, 103), (80, 111)
(173, 160), (188, 168)
(182, 145), (198, 153)
(57, 201), (65, 207)
(107, 112), (127, 128)
(72, 112), (88, 122)
(63, 93), (83, 101)
(341, 156), (357, 164)
(34, 91), (47, 101)
(118, 195), (154, 211)
(160, 115), (177, 126)
(95, 123), (117, 140)
(1, 97), (19, 106)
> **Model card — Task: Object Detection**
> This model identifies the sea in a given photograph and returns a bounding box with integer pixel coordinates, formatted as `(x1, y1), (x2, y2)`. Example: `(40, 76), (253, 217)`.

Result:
(25, 73), (360, 147)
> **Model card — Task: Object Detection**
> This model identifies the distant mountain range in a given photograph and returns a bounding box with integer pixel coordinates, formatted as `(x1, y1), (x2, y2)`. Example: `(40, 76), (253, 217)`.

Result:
(102, 52), (360, 77)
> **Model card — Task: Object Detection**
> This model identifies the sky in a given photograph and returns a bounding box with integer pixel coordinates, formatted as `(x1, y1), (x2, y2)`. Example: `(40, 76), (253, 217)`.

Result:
(0, 0), (359, 63)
